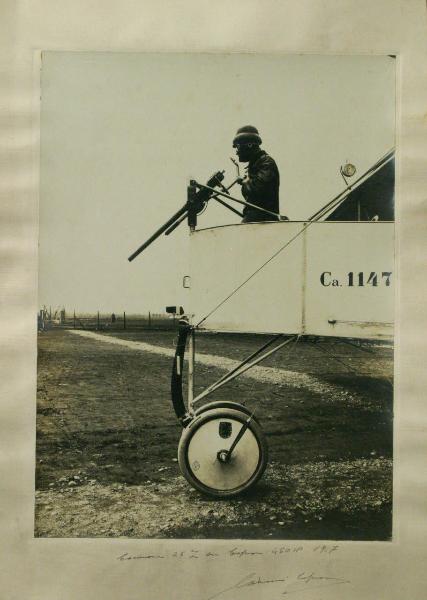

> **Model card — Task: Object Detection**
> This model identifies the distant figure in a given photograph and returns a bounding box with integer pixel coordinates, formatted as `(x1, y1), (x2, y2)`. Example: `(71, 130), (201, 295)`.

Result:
(37, 309), (46, 332)
(233, 125), (283, 223)
(111, 313), (116, 324)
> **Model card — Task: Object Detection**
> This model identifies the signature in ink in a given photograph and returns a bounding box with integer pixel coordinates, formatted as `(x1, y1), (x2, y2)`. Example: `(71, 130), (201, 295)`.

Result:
(206, 572), (289, 600)
(206, 571), (350, 600)
(283, 571), (351, 595)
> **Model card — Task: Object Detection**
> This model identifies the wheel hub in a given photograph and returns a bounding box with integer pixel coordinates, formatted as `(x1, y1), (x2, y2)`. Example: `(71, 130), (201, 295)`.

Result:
(217, 449), (230, 463)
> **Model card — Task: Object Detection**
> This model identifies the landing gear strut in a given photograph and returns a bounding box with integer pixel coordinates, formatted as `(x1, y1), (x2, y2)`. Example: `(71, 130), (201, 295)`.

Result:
(172, 322), (298, 498)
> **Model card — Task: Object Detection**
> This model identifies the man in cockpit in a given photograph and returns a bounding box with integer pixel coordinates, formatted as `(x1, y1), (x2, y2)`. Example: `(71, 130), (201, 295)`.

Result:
(233, 125), (281, 223)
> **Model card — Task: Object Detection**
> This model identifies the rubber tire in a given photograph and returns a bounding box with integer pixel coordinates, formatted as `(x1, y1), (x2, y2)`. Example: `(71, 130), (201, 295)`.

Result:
(178, 407), (268, 498)
(194, 401), (261, 424)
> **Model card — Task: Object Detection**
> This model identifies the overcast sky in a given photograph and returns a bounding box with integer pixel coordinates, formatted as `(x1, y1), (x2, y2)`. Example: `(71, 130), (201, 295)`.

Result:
(39, 53), (395, 313)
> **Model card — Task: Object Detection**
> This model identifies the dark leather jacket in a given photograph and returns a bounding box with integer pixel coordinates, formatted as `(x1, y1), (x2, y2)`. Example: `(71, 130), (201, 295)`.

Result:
(241, 150), (280, 222)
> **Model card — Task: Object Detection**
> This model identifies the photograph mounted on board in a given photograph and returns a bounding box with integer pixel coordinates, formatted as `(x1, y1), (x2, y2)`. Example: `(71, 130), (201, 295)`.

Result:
(36, 53), (395, 540)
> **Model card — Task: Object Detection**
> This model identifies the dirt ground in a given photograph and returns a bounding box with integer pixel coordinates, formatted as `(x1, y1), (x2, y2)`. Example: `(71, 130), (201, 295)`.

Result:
(35, 328), (393, 540)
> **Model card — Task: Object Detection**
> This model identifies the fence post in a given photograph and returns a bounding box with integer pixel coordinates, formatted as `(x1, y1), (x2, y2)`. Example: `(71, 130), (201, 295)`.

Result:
(148, 311), (151, 329)
(73, 310), (76, 329)
(123, 312), (126, 330)
(97, 311), (100, 330)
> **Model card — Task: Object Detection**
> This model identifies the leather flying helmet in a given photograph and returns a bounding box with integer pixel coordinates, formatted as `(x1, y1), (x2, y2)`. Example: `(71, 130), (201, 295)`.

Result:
(232, 125), (262, 147)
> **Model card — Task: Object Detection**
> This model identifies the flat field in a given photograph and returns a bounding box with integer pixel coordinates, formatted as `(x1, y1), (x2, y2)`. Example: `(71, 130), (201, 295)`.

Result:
(35, 328), (393, 540)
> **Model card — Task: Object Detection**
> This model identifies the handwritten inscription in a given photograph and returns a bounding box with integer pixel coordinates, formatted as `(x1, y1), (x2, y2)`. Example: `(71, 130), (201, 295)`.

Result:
(117, 544), (339, 563)
(117, 545), (346, 599)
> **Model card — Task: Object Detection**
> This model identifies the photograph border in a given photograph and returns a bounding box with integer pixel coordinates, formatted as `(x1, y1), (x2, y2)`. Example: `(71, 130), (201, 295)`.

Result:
(1, 2), (426, 599)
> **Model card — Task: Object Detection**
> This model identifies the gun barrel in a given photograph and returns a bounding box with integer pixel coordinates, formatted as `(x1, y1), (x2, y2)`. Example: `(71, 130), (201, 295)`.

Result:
(165, 211), (188, 235)
(128, 203), (188, 261)
(128, 170), (225, 262)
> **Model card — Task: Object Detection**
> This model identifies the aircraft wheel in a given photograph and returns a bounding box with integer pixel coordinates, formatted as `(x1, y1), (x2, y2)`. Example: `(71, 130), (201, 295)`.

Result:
(178, 407), (268, 498)
(193, 401), (260, 424)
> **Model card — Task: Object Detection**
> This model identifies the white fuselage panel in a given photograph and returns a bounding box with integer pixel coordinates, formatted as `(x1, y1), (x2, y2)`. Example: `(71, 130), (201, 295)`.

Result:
(187, 221), (394, 339)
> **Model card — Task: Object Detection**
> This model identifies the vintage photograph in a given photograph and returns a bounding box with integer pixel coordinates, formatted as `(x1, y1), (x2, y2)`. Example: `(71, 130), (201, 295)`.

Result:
(36, 52), (395, 540)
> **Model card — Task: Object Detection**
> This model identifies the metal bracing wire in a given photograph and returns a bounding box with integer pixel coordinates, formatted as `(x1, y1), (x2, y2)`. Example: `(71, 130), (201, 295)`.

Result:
(195, 221), (312, 327)
(308, 148), (394, 222)
(196, 333), (284, 396)
(192, 335), (299, 405)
